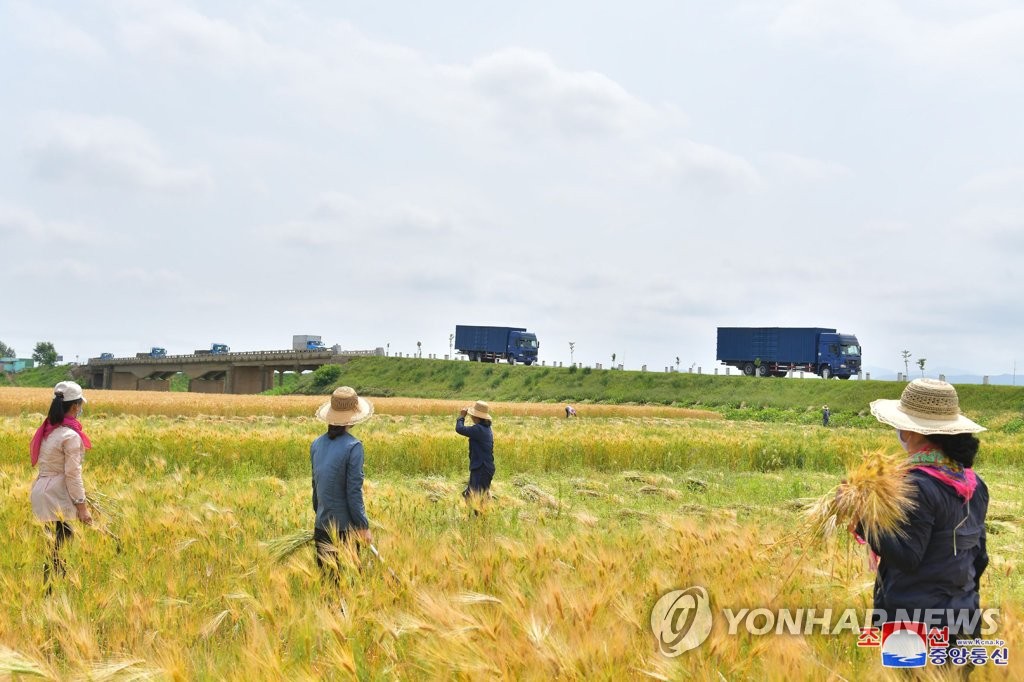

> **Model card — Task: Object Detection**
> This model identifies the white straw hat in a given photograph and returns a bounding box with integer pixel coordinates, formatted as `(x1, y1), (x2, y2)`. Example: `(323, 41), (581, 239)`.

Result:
(466, 400), (493, 422)
(54, 380), (87, 403)
(316, 386), (374, 426)
(870, 378), (985, 435)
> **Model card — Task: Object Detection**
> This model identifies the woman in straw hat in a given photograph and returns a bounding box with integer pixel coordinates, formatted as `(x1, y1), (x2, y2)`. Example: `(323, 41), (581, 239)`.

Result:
(311, 386), (374, 583)
(861, 379), (989, 646)
(29, 381), (93, 593)
(456, 400), (495, 508)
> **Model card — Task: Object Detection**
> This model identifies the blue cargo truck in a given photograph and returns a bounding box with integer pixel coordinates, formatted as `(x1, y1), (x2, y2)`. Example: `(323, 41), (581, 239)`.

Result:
(716, 327), (862, 379)
(455, 325), (539, 365)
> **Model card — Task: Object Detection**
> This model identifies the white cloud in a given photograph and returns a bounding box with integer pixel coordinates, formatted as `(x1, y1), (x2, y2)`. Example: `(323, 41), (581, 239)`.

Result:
(115, 2), (288, 71)
(107, 5), (754, 192)
(959, 167), (1024, 194)
(763, 152), (852, 183)
(4, 2), (107, 59)
(277, 192), (459, 249)
(6, 257), (98, 283)
(862, 218), (912, 234)
(26, 112), (213, 193)
(461, 48), (664, 140)
(766, 0), (1024, 73)
(650, 141), (761, 192)
(0, 199), (90, 241)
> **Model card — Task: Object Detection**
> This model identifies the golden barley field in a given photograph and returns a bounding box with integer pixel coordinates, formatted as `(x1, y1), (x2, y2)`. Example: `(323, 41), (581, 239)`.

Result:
(1, 387), (1022, 680)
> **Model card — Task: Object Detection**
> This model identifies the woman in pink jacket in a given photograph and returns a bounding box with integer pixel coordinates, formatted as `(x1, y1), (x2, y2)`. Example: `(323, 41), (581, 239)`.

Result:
(30, 381), (93, 592)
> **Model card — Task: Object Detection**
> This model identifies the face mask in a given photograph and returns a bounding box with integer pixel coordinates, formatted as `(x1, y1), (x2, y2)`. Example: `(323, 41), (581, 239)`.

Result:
(897, 430), (910, 452)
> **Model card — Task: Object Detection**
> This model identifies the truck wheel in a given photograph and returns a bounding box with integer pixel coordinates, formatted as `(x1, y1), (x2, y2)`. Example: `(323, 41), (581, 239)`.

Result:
(524, 360), (533, 366)
(838, 375), (850, 380)
(820, 366), (832, 379)
(755, 365), (768, 377)
(508, 357), (515, 365)
(743, 363), (755, 376)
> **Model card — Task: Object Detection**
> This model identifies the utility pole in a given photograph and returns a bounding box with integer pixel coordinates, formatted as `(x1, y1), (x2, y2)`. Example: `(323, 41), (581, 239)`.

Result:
(449, 333), (454, 359)
(569, 341), (575, 366)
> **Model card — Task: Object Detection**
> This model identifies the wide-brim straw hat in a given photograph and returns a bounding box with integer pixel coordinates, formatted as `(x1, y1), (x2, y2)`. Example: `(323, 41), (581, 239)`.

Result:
(870, 378), (985, 435)
(316, 386), (374, 426)
(466, 400), (493, 422)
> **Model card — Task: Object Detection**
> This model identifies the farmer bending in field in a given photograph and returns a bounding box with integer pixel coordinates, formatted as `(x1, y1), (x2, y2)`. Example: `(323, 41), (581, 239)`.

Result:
(311, 386), (374, 585)
(456, 401), (495, 512)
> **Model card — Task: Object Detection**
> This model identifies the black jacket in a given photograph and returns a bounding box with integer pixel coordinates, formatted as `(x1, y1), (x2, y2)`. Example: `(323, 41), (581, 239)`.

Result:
(867, 470), (989, 633)
(455, 417), (494, 472)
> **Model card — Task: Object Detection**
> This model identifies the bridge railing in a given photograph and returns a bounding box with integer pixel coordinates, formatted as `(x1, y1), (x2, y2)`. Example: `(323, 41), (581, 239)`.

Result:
(85, 349), (381, 366)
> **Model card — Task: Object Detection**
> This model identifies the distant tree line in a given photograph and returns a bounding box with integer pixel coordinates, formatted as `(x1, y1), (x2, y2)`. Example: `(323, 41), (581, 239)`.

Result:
(0, 340), (60, 367)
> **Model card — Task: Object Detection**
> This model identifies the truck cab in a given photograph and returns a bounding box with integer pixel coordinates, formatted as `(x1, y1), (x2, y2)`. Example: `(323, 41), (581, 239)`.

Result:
(151, 347), (167, 358)
(211, 344), (230, 354)
(99, 353), (114, 360)
(816, 333), (861, 379)
(508, 330), (540, 365)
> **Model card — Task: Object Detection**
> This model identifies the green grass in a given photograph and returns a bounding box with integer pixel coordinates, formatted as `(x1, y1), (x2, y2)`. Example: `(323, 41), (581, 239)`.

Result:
(269, 356), (1024, 420)
(0, 364), (76, 388)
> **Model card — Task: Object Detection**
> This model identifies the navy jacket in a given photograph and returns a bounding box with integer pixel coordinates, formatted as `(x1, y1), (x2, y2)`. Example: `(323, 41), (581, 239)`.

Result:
(310, 431), (369, 533)
(456, 417), (494, 473)
(866, 470), (989, 633)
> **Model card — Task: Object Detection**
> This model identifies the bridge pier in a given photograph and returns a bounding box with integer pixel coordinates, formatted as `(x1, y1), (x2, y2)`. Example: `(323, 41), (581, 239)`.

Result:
(229, 366), (266, 394)
(138, 379), (170, 391)
(110, 372), (139, 390)
(189, 379), (226, 393)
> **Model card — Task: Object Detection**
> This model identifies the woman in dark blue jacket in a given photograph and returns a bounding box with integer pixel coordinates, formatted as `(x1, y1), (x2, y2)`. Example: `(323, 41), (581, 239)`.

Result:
(311, 386), (374, 583)
(456, 400), (495, 509)
(867, 379), (989, 644)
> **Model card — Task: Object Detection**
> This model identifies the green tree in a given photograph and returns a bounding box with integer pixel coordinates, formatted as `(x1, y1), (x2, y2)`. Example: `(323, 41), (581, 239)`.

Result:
(32, 341), (59, 367)
(901, 350), (912, 379)
(312, 363), (343, 387)
(0, 340), (14, 358)
(917, 358), (926, 377)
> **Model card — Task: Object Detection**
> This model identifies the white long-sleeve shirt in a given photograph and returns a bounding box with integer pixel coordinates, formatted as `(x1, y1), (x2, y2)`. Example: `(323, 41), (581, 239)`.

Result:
(30, 427), (86, 522)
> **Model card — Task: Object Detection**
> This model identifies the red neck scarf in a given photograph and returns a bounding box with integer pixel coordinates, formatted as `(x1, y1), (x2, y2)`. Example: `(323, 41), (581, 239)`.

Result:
(30, 417), (92, 467)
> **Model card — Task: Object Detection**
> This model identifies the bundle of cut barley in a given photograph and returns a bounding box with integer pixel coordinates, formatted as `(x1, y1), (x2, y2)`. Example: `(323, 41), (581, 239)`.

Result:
(804, 449), (917, 546)
(266, 529), (314, 564)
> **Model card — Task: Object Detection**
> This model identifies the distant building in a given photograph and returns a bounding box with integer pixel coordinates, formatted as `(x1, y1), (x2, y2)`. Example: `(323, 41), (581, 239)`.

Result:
(1, 357), (35, 373)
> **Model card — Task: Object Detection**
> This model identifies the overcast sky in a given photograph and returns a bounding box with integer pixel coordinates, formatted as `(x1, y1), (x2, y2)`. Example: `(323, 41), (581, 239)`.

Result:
(2, 1), (1023, 375)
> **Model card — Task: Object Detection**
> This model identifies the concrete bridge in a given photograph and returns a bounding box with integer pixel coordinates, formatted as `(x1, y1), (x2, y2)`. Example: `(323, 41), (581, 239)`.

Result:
(82, 350), (379, 394)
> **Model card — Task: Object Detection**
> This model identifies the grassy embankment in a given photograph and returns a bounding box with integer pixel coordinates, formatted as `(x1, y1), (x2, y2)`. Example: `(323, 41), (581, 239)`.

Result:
(273, 356), (1024, 428)
(0, 365), (76, 389)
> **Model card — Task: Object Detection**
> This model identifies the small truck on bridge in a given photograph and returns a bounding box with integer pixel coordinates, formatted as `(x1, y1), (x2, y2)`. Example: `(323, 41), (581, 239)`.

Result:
(194, 344), (230, 355)
(136, 347), (168, 359)
(293, 335), (326, 351)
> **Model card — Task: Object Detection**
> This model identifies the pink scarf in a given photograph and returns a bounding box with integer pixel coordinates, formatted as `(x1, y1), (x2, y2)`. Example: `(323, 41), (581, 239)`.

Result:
(30, 417), (92, 467)
(907, 447), (978, 502)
